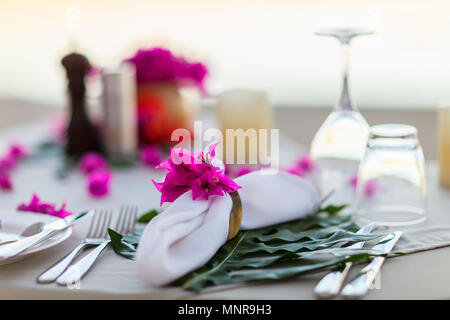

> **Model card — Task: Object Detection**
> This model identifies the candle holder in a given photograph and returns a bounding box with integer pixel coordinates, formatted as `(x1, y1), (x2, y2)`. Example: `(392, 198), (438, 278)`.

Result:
(215, 89), (273, 166)
(439, 105), (450, 188)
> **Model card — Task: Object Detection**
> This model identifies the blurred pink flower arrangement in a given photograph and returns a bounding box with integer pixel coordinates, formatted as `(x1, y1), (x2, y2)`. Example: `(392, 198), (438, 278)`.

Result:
(125, 47), (208, 92)
(0, 143), (28, 191)
(153, 143), (241, 205)
(79, 152), (113, 198)
(17, 193), (73, 218)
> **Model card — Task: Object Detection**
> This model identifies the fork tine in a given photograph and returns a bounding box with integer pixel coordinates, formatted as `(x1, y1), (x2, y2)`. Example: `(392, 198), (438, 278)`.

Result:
(86, 210), (100, 238)
(91, 210), (102, 238)
(127, 206), (138, 234)
(93, 210), (104, 238)
(102, 210), (113, 238)
(124, 206), (134, 234)
(115, 206), (126, 233)
(120, 206), (132, 234)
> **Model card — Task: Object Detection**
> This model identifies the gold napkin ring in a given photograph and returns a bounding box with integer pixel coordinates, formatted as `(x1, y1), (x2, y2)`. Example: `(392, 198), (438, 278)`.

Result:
(227, 191), (242, 240)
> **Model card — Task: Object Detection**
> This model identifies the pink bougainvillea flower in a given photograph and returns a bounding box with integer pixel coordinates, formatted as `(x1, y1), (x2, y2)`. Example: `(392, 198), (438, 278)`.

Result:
(124, 47), (208, 92)
(283, 165), (305, 177)
(0, 155), (16, 172)
(8, 143), (28, 161)
(87, 170), (112, 197)
(0, 173), (12, 191)
(153, 143), (241, 205)
(349, 175), (380, 198)
(363, 180), (379, 198)
(282, 154), (315, 178)
(349, 175), (358, 188)
(53, 202), (74, 218)
(17, 193), (73, 218)
(79, 152), (108, 175)
(235, 165), (255, 177)
(296, 154), (315, 173)
(140, 145), (165, 168)
(191, 169), (228, 200)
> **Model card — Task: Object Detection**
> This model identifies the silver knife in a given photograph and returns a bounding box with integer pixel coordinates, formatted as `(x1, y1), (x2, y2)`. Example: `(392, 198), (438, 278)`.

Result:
(314, 223), (374, 299)
(0, 211), (92, 262)
(340, 231), (403, 299)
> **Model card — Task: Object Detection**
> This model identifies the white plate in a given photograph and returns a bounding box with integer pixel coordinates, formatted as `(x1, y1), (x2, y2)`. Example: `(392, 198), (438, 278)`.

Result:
(0, 211), (72, 265)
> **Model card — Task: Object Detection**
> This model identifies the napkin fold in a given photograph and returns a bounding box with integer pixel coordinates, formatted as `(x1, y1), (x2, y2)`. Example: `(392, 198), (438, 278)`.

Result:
(135, 170), (320, 286)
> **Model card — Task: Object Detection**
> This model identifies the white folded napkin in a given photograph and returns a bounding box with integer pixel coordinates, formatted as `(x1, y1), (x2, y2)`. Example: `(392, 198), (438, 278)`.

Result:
(135, 170), (320, 286)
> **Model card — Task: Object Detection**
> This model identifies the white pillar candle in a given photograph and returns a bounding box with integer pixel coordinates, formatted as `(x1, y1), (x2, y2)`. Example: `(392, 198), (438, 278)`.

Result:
(102, 62), (138, 158)
(439, 105), (450, 188)
(215, 89), (272, 165)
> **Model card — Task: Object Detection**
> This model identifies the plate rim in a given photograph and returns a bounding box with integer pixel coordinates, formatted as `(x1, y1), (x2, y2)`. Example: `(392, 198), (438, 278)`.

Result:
(0, 211), (73, 264)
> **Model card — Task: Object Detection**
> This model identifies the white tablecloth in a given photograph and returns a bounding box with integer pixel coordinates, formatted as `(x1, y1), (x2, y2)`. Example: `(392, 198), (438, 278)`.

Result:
(1, 122), (450, 299)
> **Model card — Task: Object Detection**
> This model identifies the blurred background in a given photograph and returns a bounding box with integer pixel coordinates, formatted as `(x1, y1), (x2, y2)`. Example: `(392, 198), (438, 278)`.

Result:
(1, 0), (449, 158)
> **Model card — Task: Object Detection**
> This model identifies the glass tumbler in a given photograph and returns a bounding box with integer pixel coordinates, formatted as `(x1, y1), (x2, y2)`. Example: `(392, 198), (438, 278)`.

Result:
(356, 124), (427, 226)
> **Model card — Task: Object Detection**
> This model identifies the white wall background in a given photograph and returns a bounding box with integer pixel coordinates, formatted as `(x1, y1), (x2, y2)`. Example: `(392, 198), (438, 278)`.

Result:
(1, 0), (450, 109)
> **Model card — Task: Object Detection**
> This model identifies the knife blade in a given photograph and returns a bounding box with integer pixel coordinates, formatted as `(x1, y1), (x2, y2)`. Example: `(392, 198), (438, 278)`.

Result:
(340, 231), (403, 299)
(0, 210), (92, 262)
(313, 223), (374, 299)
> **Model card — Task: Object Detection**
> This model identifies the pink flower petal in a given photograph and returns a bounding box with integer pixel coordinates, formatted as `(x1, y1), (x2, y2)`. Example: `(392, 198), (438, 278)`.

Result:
(79, 152), (108, 175)
(0, 173), (13, 191)
(8, 143), (28, 161)
(235, 165), (254, 177)
(17, 194), (73, 217)
(87, 170), (112, 197)
(297, 154), (315, 172)
(153, 143), (241, 204)
(140, 145), (164, 168)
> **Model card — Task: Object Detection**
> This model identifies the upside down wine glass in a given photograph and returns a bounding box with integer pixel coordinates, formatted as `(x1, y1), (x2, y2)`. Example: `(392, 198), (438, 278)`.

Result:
(310, 29), (373, 205)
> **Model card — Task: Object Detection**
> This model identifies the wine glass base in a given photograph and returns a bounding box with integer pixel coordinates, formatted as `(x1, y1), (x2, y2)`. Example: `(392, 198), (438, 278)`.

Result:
(357, 205), (427, 226)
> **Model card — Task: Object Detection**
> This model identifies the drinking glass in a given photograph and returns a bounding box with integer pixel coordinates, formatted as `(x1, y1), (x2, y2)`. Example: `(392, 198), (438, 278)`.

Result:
(310, 29), (373, 205)
(356, 124), (427, 226)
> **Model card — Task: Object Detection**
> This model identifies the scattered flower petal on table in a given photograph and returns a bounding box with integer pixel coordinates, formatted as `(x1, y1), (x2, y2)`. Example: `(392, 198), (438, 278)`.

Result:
(87, 170), (113, 197)
(17, 193), (73, 218)
(140, 145), (164, 167)
(349, 175), (358, 188)
(0, 155), (16, 172)
(8, 143), (28, 161)
(79, 152), (108, 175)
(235, 165), (255, 177)
(0, 173), (12, 191)
(363, 180), (379, 197)
(296, 154), (315, 173)
(349, 175), (380, 197)
(283, 165), (305, 177)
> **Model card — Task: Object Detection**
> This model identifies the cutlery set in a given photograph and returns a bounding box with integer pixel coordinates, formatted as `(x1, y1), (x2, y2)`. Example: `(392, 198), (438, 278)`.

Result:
(0, 208), (401, 298)
(0, 206), (137, 287)
(314, 224), (403, 299)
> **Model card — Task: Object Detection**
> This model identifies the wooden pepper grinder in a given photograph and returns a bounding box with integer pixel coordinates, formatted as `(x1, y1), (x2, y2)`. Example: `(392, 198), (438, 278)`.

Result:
(62, 52), (103, 157)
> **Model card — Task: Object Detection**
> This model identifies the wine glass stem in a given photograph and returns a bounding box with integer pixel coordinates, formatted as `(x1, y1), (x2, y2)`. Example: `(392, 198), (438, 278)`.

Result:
(337, 41), (356, 112)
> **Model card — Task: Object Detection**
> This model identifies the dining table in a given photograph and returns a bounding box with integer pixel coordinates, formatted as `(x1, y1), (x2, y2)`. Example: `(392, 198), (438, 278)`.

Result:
(1, 101), (450, 300)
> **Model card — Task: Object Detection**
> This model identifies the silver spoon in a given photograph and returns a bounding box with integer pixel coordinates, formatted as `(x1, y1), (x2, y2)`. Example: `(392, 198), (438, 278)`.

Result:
(0, 222), (45, 246)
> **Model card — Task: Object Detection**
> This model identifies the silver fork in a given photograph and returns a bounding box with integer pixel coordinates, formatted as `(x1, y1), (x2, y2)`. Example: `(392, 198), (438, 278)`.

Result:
(55, 205), (138, 286)
(37, 209), (112, 283)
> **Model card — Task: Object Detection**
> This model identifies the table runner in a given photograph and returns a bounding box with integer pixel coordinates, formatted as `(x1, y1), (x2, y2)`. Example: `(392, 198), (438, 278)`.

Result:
(0, 121), (450, 299)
